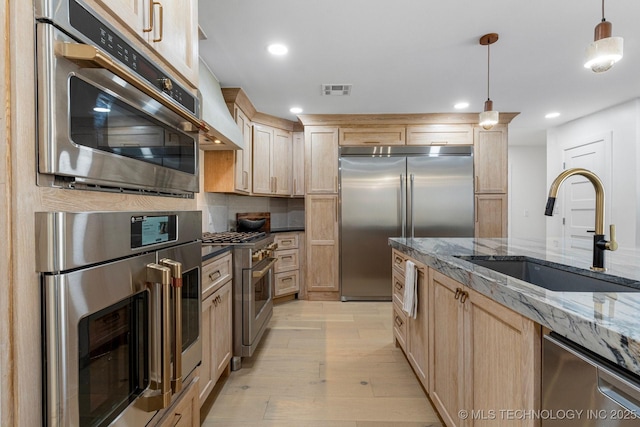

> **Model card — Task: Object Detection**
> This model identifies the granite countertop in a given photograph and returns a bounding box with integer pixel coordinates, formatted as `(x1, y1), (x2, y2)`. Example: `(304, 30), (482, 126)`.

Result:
(388, 237), (640, 376)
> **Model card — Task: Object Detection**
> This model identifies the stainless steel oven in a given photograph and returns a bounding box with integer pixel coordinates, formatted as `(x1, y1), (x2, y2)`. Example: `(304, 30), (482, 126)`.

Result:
(202, 231), (277, 370)
(35, 0), (205, 197)
(36, 211), (202, 426)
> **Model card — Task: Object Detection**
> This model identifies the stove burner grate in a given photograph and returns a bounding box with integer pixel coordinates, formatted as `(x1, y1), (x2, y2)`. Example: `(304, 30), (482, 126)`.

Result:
(202, 231), (267, 244)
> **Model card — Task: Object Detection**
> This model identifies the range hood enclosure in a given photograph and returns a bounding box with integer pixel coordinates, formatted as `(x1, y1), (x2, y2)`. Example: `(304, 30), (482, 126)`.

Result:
(198, 58), (244, 150)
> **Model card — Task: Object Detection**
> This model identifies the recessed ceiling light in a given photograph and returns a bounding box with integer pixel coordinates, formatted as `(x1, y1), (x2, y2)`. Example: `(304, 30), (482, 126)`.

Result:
(289, 107), (303, 114)
(267, 44), (288, 55)
(454, 102), (469, 110)
(545, 112), (561, 119)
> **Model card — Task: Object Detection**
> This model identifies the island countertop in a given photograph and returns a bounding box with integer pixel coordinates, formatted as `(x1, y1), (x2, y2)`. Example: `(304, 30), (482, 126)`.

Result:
(388, 237), (640, 376)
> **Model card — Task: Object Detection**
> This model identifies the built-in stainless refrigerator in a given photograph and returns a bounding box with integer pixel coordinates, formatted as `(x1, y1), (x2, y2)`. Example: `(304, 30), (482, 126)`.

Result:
(339, 145), (474, 301)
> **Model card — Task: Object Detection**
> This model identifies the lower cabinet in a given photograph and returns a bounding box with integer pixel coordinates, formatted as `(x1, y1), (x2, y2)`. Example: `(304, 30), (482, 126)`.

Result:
(199, 252), (233, 407)
(157, 374), (200, 427)
(428, 269), (541, 427)
(392, 251), (541, 427)
(273, 232), (302, 299)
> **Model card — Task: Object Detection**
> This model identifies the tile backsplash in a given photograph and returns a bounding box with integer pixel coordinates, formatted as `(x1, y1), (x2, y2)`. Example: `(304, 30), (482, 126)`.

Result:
(198, 192), (304, 232)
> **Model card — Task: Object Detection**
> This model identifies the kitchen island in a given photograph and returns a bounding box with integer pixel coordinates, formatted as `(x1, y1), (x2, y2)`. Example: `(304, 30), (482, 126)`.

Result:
(389, 237), (640, 376)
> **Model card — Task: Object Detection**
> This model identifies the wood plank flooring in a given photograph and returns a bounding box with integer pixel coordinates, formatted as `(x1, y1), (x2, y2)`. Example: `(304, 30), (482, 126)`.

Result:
(201, 300), (443, 427)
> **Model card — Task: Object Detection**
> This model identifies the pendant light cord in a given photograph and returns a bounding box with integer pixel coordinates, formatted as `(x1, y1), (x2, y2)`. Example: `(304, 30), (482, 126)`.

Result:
(602, 0), (606, 22)
(486, 43), (491, 101)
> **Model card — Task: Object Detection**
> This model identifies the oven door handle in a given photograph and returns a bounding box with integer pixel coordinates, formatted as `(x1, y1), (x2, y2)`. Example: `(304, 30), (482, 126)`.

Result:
(138, 263), (172, 412)
(252, 258), (277, 278)
(160, 258), (183, 394)
(57, 42), (209, 133)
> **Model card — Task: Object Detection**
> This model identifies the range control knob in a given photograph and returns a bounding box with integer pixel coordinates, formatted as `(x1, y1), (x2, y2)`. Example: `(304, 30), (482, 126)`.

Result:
(159, 78), (173, 92)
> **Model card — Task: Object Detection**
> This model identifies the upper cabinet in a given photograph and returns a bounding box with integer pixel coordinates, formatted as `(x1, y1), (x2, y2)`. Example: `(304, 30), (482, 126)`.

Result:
(474, 125), (508, 194)
(304, 127), (339, 194)
(292, 132), (305, 197)
(339, 126), (405, 146)
(90, 0), (198, 87)
(407, 124), (473, 146)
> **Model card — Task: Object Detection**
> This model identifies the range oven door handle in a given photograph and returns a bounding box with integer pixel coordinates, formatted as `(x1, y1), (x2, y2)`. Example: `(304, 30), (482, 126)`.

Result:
(138, 263), (172, 412)
(252, 258), (277, 279)
(160, 258), (183, 394)
(57, 42), (208, 133)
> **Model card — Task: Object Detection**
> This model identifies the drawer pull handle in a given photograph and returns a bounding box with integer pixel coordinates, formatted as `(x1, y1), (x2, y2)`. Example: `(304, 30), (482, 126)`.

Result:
(460, 291), (469, 304)
(283, 277), (293, 282)
(454, 288), (462, 300)
(394, 256), (403, 265)
(394, 316), (403, 327)
(208, 270), (221, 281)
(395, 281), (403, 290)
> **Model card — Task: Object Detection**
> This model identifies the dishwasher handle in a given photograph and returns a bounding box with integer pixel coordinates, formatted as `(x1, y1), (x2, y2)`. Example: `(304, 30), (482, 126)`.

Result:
(598, 368), (640, 416)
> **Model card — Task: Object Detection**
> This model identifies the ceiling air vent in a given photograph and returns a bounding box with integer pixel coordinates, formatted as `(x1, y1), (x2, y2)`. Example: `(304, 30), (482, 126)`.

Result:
(322, 84), (352, 96)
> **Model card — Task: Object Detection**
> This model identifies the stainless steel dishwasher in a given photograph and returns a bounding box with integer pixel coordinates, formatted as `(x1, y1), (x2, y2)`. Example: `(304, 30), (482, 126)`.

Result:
(542, 332), (640, 426)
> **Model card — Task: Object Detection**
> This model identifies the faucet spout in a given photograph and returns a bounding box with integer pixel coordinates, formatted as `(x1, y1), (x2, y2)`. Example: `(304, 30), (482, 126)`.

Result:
(545, 168), (617, 271)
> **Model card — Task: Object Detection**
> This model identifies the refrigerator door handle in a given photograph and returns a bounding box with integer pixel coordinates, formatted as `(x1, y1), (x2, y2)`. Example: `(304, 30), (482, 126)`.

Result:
(400, 174), (406, 238)
(410, 174), (415, 238)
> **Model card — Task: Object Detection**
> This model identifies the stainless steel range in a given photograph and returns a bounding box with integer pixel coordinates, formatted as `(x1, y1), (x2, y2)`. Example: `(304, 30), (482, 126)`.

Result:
(202, 231), (278, 370)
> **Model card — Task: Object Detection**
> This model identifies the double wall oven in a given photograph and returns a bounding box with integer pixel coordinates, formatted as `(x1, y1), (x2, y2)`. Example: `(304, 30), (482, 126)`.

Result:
(36, 211), (202, 426)
(202, 231), (278, 370)
(35, 0), (203, 197)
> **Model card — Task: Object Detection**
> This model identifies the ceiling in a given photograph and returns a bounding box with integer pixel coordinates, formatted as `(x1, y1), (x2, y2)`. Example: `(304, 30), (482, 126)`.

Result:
(198, 0), (640, 146)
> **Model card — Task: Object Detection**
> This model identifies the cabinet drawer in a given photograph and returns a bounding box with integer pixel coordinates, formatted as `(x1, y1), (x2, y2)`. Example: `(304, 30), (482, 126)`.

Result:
(339, 127), (406, 146)
(406, 124), (473, 146)
(274, 233), (299, 249)
(392, 269), (405, 307)
(392, 249), (407, 274)
(274, 270), (299, 296)
(275, 249), (299, 273)
(392, 303), (408, 351)
(202, 252), (232, 298)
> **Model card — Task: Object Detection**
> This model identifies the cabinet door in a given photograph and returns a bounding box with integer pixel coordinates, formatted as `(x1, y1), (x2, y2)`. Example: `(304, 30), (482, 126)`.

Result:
(252, 125), (274, 194)
(474, 125), (508, 193)
(234, 107), (252, 193)
(148, 0), (198, 86)
(339, 126), (405, 146)
(407, 264), (428, 389)
(274, 270), (299, 297)
(305, 127), (338, 194)
(160, 375), (200, 427)
(464, 288), (540, 427)
(305, 195), (339, 294)
(212, 282), (232, 381)
(292, 132), (305, 196)
(407, 124), (473, 146)
(429, 270), (464, 427)
(273, 129), (293, 195)
(199, 293), (214, 406)
(475, 194), (508, 238)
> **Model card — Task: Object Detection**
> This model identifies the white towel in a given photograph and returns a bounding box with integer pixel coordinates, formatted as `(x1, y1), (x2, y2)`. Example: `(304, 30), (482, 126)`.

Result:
(403, 260), (418, 319)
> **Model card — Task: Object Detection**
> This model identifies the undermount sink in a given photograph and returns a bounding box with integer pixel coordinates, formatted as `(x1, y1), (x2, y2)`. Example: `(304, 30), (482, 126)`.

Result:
(455, 256), (640, 293)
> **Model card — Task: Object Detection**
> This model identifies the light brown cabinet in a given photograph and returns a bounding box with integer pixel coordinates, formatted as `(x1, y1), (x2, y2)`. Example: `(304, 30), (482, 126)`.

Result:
(292, 132), (305, 196)
(234, 107), (253, 193)
(273, 233), (301, 298)
(252, 125), (292, 196)
(407, 124), (473, 146)
(391, 250), (428, 389)
(428, 269), (540, 427)
(474, 125), (508, 238)
(90, 0), (198, 87)
(157, 374), (200, 427)
(199, 252), (232, 407)
(304, 127), (339, 194)
(475, 194), (508, 238)
(339, 126), (405, 146)
(305, 195), (339, 297)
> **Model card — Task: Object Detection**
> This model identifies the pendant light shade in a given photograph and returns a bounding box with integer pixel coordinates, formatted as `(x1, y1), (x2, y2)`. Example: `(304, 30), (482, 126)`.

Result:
(479, 33), (499, 130)
(584, 0), (623, 73)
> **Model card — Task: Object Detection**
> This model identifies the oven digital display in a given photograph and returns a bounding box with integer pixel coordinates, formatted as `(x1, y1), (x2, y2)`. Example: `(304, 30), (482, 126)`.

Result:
(130, 215), (177, 248)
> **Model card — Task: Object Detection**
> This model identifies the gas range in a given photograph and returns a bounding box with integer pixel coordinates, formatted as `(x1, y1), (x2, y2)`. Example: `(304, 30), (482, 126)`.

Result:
(202, 231), (267, 244)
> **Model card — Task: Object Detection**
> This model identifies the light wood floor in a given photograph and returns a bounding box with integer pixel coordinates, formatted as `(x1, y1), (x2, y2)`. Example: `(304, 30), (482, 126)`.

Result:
(201, 300), (443, 427)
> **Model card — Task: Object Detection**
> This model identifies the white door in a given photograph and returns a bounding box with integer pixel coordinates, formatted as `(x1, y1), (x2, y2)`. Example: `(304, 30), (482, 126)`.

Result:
(562, 138), (608, 252)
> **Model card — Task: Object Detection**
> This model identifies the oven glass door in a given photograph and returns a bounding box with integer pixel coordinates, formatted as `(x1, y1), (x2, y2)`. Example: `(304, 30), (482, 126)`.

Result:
(243, 257), (276, 345)
(69, 76), (196, 174)
(78, 293), (148, 426)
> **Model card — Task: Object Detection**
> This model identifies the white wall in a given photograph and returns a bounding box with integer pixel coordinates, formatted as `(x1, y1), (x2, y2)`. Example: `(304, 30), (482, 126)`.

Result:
(546, 98), (640, 250)
(508, 145), (547, 239)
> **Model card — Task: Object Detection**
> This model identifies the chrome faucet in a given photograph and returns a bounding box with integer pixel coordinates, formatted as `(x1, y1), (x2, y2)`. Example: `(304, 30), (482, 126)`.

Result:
(544, 168), (617, 271)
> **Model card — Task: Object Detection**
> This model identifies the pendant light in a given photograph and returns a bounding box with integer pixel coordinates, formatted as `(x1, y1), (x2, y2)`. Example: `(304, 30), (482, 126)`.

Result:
(479, 33), (499, 130)
(584, 0), (623, 73)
